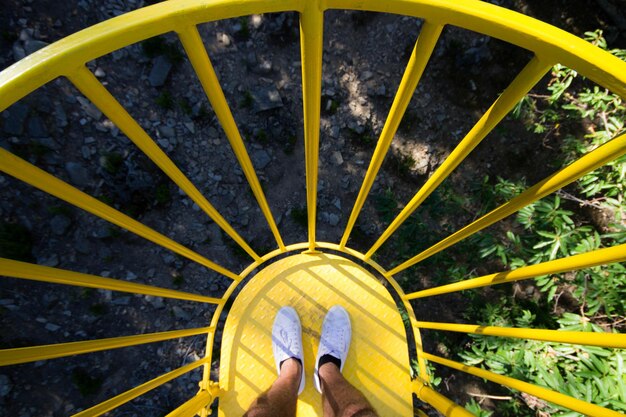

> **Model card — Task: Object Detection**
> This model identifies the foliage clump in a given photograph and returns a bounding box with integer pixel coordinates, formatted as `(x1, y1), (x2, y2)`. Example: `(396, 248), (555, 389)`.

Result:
(456, 30), (626, 417)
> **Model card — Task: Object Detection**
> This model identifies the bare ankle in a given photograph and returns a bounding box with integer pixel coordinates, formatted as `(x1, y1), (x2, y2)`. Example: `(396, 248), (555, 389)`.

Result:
(279, 358), (302, 385)
(318, 361), (340, 380)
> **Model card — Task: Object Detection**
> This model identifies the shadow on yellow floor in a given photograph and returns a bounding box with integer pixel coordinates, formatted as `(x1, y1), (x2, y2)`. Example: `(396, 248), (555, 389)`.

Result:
(219, 253), (413, 416)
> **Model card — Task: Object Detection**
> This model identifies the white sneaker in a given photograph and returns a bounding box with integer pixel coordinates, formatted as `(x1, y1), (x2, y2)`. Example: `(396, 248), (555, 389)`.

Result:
(272, 306), (305, 394)
(314, 305), (351, 393)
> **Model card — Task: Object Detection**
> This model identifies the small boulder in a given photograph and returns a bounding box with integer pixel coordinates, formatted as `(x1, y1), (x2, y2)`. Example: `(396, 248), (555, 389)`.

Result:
(65, 162), (92, 187)
(251, 86), (283, 112)
(149, 55), (172, 87)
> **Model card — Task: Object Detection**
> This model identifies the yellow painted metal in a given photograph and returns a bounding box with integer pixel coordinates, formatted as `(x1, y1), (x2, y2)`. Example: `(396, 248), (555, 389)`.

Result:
(405, 243), (626, 299)
(2, 0), (625, 113)
(413, 380), (474, 417)
(0, 148), (239, 281)
(219, 253), (414, 416)
(1, 0), (626, 415)
(72, 358), (210, 417)
(0, 327), (213, 366)
(388, 131), (626, 276)
(177, 25), (286, 252)
(232, 241), (430, 382)
(300, 1), (324, 252)
(164, 390), (214, 417)
(366, 56), (551, 259)
(416, 321), (626, 348)
(0, 258), (221, 304)
(327, 0), (626, 100)
(0, 0), (302, 111)
(339, 21), (444, 249)
(422, 352), (624, 417)
(199, 276), (241, 415)
(68, 65), (261, 262)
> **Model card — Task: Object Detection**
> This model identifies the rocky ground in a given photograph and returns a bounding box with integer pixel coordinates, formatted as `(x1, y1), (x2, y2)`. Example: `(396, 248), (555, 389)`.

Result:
(1, 0), (624, 416)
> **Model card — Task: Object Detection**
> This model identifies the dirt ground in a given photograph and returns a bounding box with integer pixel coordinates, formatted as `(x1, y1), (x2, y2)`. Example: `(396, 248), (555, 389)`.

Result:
(0, 0), (624, 416)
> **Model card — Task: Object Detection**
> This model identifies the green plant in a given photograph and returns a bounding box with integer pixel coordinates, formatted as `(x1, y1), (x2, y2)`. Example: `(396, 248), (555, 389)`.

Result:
(476, 30), (626, 319)
(477, 180), (626, 319)
(513, 29), (625, 220)
(459, 301), (626, 416)
(345, 119), (376, 147)
(371, 182), (481, 284)
(374, 188), (398, 223)
(412, 360), (442, 387)
(107, 225), (122, 239)
(445, 30), (626, 416)
(465, 399), (493, 417)
(80, 288), (95, 299)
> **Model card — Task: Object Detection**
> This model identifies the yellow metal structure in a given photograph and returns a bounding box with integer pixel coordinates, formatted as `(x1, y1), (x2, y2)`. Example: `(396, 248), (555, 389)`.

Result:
(1, 0), (626, 416)
(219, 253), (413, 416)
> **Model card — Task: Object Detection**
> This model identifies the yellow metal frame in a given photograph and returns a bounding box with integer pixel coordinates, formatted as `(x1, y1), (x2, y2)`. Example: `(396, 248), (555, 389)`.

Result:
(219, 252), (415, 416)
(1, 0), (626, 416)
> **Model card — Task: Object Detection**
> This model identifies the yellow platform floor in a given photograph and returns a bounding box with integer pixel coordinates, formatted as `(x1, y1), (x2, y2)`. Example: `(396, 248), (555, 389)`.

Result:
(219, 252), (413, 416)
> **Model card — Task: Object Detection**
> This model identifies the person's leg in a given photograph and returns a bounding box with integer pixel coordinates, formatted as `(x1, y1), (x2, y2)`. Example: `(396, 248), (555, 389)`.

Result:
(319, 361), (378, 417)
(314, 306), (379, 417)
(244, 306), (305, 417)
(244, 358), (301, 417)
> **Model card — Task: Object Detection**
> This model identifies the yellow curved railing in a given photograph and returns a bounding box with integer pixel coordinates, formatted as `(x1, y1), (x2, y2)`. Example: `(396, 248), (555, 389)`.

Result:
(1, 0), (625, 416)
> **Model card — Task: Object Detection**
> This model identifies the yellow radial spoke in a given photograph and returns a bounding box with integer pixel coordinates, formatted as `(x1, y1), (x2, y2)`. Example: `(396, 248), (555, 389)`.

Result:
(413, 381), (474, 417)
(405, 243), (626, 299)
(177, 25), (285, 253)
(367, 56), (551, 259)
(0, 258), (222, 304)
(416, 321), (626, 348)
(0, 327), (214, 366)
(340, 21), (444, 249)
(423, 352), (624, 417)
(164, 391), (214, 417)
(300, 3), (324, 252)
(72, 358), (210, 417)
(0, 148), (239, 281)
(67, 65), (260, 262)
(388, 132), (626, 276)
